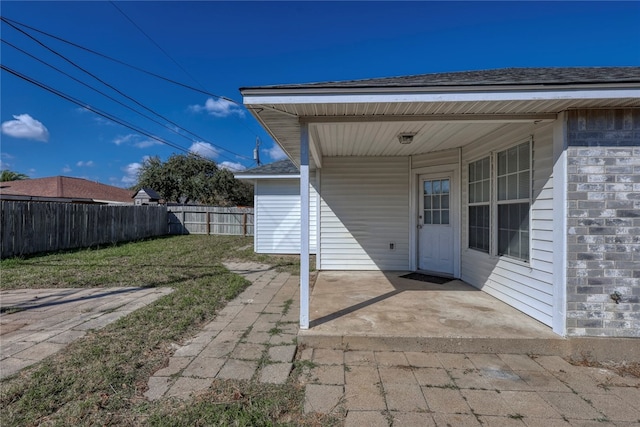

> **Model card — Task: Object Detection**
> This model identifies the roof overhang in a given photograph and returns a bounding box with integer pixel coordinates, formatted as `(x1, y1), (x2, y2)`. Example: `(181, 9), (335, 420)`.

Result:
(242, 83), (640, 168)
(235, 174), (300, 180)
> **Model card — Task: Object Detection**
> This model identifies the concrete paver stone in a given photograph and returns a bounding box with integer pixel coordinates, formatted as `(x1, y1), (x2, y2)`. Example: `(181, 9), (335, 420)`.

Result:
(344, 410), (389, 427)
(182, 357), (225, 379)
(383, 382), (428, 412)
(259, 362), (292, 384)
(304, 384), (343, 414)
(267, 344), (296, 363)
(421, 386), (472, 414)
(308, 364), (344, 385)
(216, 359), (257, 381)
(165, 377), (211, 399)
(392, 411), (437, 427)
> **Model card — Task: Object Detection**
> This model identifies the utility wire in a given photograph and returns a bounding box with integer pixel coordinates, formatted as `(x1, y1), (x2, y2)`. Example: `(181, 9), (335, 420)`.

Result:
(2, 38), (236, 162)
(1, 15), (264, 140)
(1, 17), (251, 161)
(1, 16), (238, 105)
(109, 1), (207, 91)
(1, 64), (245, 171)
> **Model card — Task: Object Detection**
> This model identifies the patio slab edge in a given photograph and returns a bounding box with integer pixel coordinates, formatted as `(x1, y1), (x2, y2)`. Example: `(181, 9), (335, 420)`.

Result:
(297, 333), (640, 362)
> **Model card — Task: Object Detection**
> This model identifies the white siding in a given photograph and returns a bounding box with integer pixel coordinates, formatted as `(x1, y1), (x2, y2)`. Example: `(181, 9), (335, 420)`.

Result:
(254, 179), (317, 254)
(320, 157), (409, 270)
(411, 148), (459, 169)
(460, 122), (556, 326)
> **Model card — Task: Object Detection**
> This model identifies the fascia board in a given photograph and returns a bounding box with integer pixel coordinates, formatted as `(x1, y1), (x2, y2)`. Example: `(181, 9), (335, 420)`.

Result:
(235, 174), (300, 180)
(243, 87), (640, 105)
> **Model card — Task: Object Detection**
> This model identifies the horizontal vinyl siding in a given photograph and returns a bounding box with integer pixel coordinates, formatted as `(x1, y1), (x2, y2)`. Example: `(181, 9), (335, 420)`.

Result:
(320, 157), (409, 270)
(255, 179), (317, 254)
(460, 122), (555, 326)
(411, 148), (459, 169)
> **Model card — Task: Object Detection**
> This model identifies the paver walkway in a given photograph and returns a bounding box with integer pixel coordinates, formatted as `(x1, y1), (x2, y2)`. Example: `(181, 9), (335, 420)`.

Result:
(144, 262), (640, 426)
(0, 286), (172, 379)
(144, 262), (301, 400)
(3, 265), (638, 426)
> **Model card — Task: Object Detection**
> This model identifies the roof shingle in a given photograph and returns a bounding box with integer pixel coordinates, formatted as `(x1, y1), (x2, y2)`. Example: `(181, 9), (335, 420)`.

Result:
(0, 176), (134, 203)
(241, 67), (640, 90)
(236, 159), (299, 175)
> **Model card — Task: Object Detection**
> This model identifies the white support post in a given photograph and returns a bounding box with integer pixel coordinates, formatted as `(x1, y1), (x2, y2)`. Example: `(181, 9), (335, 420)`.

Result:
(300, 123), (310, 329)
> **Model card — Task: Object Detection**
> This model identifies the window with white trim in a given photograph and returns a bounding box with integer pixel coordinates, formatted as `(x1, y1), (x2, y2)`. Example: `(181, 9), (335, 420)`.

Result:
(468, 157), (490, 252)
(496, 142), (530, 260)
(467, 141), (531, 262)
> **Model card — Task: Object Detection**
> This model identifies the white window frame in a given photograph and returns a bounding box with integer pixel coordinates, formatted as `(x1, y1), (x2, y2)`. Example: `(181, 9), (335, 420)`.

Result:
(494, 139), (532, 262)
(467, 156), (491, 253)
(467, 138), (533, 263)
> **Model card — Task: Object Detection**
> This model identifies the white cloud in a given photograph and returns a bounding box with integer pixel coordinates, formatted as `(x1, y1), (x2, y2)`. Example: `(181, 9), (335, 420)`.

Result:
(189, 97), (245, 118)
(133, 139), (160, 148)
(0, 153), (13, 170)
(219, 161), (246, 172)
(121, 162), (142, 186)
(113, 134), (159, 148)
(189, 141), (220, 159)
(262, 144), (287, 161)
(62, 165), (72, 173)
(113, 134), (135, 146)
(76, 160), (94, 167)
(1, 114), (49, 142)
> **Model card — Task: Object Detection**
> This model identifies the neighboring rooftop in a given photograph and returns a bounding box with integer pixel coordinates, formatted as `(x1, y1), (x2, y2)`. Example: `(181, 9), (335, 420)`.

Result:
(0, 176), (134, 204)
(241, 66), (640, 90)
(135, 187), (162, 200)
(235, 159), (299, 176)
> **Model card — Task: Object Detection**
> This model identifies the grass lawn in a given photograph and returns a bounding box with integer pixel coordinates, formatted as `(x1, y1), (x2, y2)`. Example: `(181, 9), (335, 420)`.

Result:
(0, 235), (334, 426)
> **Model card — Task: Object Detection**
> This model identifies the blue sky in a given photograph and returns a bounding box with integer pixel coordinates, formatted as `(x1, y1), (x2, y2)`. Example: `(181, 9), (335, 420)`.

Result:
(1, 1), (639, 187)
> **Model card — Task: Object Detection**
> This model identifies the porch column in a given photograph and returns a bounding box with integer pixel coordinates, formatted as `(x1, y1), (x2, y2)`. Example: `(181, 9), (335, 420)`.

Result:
(299, 123), (310, 329)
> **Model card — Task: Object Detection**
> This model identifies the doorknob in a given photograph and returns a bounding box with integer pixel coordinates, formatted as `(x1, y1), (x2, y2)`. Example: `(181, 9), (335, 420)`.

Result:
(417, 225), (423, 229)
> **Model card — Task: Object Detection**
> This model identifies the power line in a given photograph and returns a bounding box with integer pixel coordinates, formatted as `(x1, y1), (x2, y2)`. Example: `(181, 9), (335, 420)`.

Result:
(109, 1), (207, 92)
(1, 38), (231, 161)
(1, 17), (252, 161)
(1, 16), (264, 139)
(1, 64), (245, 171)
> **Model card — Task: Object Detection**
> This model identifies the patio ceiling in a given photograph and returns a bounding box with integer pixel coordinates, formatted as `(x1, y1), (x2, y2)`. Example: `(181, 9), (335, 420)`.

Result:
(243, 87), (640, 168)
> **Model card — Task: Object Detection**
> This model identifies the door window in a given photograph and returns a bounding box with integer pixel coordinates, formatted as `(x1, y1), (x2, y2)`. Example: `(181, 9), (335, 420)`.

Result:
(423, 179), (450, 225)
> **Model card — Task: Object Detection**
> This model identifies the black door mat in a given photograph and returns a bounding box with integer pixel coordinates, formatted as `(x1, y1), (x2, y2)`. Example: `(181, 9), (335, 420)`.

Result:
(400, 272), (453, 285)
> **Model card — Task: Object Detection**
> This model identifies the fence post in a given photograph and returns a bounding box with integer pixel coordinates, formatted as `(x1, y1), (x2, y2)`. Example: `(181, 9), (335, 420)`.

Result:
(243, 212), (247, 236)
(206, 211), (211, 235)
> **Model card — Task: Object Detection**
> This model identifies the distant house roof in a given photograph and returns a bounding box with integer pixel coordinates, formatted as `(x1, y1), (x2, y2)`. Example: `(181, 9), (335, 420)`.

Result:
(0, 176), (134, 204)
(135, 187), (161, 200)
(234, 159), (299, 179)
(242, 67), (640, 91)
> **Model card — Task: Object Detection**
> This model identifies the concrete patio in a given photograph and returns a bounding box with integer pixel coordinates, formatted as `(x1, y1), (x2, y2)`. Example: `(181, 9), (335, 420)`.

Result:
(299, 271), (638, 360)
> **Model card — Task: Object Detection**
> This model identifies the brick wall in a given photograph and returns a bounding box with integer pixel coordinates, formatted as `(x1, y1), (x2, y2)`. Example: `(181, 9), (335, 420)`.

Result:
(565, 108), (640, 337)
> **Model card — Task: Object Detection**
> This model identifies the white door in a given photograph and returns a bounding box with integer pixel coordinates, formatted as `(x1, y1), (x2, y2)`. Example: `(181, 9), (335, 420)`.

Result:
(418, 175), (454, 275)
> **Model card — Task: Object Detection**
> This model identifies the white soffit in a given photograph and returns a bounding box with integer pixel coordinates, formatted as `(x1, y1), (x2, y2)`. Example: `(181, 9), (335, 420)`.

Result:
(244, 88), (640, 165)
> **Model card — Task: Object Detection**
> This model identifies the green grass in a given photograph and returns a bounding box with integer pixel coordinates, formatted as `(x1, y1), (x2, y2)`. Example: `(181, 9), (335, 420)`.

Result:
(0, 235), (334, 426)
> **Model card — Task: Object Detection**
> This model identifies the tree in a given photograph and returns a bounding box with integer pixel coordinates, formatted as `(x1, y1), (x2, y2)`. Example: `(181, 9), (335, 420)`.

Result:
(0, 170), (29, 182)
(134, 154), (253, 206)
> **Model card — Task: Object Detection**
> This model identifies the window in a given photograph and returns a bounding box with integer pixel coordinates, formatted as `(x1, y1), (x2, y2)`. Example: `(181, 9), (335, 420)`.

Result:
(467, 141), (531, 262)
(496, 142), (530, 260)
(423, 178), (450, 225)
(468, 157), (490, 252)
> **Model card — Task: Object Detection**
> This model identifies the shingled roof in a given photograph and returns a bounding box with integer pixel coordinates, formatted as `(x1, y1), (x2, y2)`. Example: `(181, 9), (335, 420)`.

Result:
(0, 176), (134, 203)
(236, 159), (299, 176)
(241, 67), (640, 90)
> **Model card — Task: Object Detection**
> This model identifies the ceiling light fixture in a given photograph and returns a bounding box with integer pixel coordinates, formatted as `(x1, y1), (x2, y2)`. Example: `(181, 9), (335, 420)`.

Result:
(397, 132), (416, 144)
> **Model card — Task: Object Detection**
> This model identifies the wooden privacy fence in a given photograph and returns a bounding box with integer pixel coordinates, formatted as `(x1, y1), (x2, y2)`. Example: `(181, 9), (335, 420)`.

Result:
(168, 206), (254, 236)
(1, 201), (167, 259)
